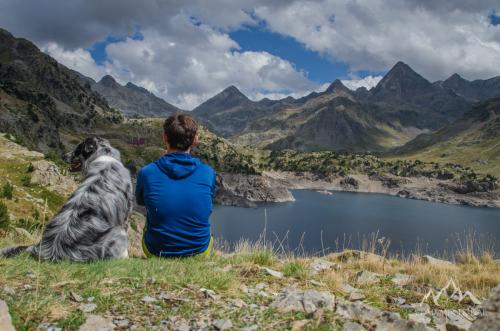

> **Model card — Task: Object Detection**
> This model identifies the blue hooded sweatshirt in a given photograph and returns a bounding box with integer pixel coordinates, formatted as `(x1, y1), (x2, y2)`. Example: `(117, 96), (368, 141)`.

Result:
(135, 153), (216, 257)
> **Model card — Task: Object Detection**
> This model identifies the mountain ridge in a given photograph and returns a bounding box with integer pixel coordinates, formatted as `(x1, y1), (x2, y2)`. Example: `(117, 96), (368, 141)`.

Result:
(91, 74), (182, 118)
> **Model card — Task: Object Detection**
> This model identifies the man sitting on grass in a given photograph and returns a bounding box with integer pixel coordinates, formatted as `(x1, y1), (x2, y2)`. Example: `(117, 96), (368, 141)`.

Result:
(136, 114), (216, 257)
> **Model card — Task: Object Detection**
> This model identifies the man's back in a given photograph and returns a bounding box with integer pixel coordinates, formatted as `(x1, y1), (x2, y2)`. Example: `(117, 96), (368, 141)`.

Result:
(136, 152), (216, 257)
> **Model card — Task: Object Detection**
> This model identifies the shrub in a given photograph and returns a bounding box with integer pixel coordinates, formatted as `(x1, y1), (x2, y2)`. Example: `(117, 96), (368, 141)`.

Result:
(1, 182), (14, 199)
(20, 175), (32, 187)
(0, 200), (9, 229)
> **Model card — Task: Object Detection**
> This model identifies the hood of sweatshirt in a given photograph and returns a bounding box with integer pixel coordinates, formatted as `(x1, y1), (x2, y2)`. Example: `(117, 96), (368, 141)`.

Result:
(154, 152), (200, 179)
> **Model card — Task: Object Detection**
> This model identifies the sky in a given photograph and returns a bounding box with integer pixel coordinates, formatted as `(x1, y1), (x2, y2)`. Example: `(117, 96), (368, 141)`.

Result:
(0, 1), (499, 110)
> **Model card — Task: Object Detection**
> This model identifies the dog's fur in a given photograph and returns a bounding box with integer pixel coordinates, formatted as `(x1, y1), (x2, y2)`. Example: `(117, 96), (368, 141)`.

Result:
(0, 137), (133, 261)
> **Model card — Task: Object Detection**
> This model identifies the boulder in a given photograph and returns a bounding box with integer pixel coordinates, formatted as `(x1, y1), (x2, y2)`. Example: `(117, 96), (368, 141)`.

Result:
(78, 315), (115, 331)
(271, 288), (335, 314)
(444, 310), (472, 331)
(311, 259), (338, 274)
(343, 321), (366, 331)
(336, 299), (383, 324)
(421, 255), (453, 266)
(355, 270), (382, 285)
(391, 273), (416, 287)
(262, 267), (284, 279)
(470, 285), (500, 331)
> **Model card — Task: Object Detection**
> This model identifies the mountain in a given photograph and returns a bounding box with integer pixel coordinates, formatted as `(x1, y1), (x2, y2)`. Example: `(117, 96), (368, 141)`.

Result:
(366, 61), (472, 129)
(91, 75), (182, 117)
(437, 73), (500, 102)
(192, 85), (294, 137)
(0, 28), (122, 152)
(393, 94), (500, 177)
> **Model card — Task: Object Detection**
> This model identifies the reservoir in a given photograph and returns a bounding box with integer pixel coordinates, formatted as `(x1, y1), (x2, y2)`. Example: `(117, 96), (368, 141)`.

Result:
(211, 190), (500, 257)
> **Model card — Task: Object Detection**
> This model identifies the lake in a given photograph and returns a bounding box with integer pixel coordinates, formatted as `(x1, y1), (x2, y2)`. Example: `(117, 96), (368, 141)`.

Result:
(211, 190), (500, 257)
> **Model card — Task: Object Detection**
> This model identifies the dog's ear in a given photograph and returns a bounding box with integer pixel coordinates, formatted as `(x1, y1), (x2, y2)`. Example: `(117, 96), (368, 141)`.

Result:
(81, 138), (98, 158)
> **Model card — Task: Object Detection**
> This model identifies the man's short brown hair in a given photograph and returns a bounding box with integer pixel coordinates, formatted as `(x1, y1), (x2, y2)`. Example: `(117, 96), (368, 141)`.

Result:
(163, 113), (198, 151)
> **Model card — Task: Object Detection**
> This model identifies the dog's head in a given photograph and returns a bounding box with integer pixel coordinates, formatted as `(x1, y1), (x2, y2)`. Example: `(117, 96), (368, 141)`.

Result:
(64, 137), (119, 172)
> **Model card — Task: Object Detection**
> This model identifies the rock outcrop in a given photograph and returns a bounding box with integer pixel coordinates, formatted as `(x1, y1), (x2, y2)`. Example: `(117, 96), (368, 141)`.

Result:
(214, 173), (295, 207)
(470, 285), (500, 331)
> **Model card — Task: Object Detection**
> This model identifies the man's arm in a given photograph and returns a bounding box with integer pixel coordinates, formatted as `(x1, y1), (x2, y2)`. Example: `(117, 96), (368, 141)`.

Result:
(135, 168), (145, 206)
(211, 172), (217, 198)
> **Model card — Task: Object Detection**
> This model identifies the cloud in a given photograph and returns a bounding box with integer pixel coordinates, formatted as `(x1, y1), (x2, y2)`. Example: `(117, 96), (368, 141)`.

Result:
(53, 19), (317, 109)
(254, 0), (500, 81)
(2, 0), (500, 109)
(341, 75), (383, 91)
(42, 43), (107, 81)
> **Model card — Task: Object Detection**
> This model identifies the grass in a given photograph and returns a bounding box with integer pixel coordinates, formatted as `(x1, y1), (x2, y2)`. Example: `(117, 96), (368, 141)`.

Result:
(1, 244), (498, 330)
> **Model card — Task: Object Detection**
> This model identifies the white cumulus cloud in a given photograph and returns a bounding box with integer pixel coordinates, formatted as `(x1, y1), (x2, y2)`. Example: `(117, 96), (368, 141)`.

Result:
(341, 75), (383, 91)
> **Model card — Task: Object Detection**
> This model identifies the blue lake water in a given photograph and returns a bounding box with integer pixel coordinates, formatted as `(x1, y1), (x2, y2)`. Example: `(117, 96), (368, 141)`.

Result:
(210, 190), (500, 256)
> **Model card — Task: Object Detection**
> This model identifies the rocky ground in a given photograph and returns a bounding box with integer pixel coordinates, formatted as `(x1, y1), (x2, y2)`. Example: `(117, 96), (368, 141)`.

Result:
(0, 249), (499, 331)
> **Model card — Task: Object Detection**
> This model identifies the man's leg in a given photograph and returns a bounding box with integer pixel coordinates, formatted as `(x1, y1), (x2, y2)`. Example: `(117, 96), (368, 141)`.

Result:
(142, 230), (154, 258)
(198, 237), (214, 258)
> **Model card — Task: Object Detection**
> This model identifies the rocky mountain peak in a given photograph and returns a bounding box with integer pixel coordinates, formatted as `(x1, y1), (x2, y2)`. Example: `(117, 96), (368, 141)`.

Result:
(443, 73), (469, 88)
(125, 82), (150, 94)
(221, 85), (247, 98)
(99, 75), (119, 88)
(370, 61), (433, 99)
(326, 79), (350, 94)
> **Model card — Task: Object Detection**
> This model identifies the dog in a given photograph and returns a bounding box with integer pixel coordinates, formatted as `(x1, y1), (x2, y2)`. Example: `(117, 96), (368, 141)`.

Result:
(0, 137), (133, 261)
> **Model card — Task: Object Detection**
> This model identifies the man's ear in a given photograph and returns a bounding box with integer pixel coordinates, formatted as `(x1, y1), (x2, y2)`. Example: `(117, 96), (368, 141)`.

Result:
(162, 132), (169, 150)
(192, 134), (199, 148)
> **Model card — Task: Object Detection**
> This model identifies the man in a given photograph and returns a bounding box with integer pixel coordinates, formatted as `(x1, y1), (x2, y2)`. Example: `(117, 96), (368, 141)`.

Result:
(136, 114), (216, 257)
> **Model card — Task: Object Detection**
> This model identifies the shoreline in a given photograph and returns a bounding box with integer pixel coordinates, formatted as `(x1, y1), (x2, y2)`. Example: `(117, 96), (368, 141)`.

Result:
(215, 171), (500, 208)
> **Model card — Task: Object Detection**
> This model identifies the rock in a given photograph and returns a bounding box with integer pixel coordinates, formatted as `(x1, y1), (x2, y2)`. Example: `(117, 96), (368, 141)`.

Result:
(174, 324), (190, 331)
(375, 318), (432, 331)
(200, 288), (219, 300)
(262, 267), (284, 278)
(402, 303), (431, 314)
(409, 313), (431, 325)
(271, 288), (334, 314)
(213, 319), (232, 330)
(470, 285), (500, 331)
(241, 326), (258, 331)
(231, 298), (247, 308)
(78, 303), (97, 313)
(387, 297), (406, 305)
(215, 173), (295, 207)
(444, 310), (472, 331)
(355, 270), (382, 285)
(349, 292), (366, 301)
(339, 284), (365, 301)
(311, 259), (338, 274)
(36, 323), (62, 331)
(78, 315), (115, 331)
(329, 250), (384, 263)
(140, 295), (157, 303)
(421, 255), (453, 266)
(291, 319), (309, 330)
(70, 291), (84, 302)
(391, 273), (416, 287)
(0, 300), (15, 331)
(309, 280), (326, 287)
(114, 319), (129, 328)
(340, 176), (359, 189)
(29, 160), (78, 196)
(3, 286), (15, 296)
(336, 299), (383, 323)
(343, 321), (366, 331)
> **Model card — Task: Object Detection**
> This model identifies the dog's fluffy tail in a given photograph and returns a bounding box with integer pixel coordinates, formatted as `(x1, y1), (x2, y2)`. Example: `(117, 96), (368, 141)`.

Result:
(0, 245), (37, 258)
